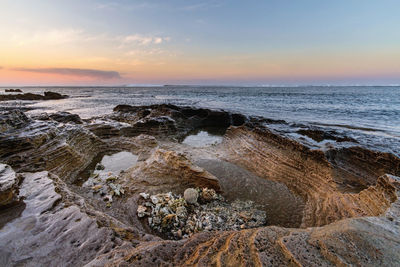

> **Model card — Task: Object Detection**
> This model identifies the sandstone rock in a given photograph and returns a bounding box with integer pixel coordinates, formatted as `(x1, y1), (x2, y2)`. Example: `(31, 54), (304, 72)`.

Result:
(0, 171), (131, 266)
(0, 111), (104, 183)
(0, 104), (399, 266)
(0, 109), (31, 133)
(223, 125), (400, 227)
(183, 188), (198, 204)
(0, 164), (19, 207)
(124, 149), (221, 194)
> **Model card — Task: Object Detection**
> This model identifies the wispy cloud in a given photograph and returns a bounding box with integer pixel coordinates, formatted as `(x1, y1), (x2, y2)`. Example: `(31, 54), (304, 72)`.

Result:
(126, 48), (165, 57)
(181, 1), (223, 11)
(95, 2), (158, 10)
(95, 2), (120, 10)
(13, 67), (121, 79)
(122, 34), (171, 46)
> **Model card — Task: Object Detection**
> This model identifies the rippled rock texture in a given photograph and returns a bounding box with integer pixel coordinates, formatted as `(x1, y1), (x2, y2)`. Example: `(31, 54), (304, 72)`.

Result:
(0, 164), (19, 207)
(1, 104), (400, 266)
(223, 125), (399, 227)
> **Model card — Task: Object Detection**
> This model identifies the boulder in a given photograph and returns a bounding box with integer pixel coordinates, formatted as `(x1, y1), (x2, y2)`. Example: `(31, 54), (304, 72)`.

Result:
(183, 188), (198, 204)
(0, 164), (19, 207)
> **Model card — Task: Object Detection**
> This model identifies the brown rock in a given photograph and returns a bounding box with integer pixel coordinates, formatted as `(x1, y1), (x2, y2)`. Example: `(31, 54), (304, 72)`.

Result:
(0, 164), (19, 207)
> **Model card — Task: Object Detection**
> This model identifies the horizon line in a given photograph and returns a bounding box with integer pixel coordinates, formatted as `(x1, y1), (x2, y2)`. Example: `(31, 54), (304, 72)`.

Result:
(1, 84), (400, 88)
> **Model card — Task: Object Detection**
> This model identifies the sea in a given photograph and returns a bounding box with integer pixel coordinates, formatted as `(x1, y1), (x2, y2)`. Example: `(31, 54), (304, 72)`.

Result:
(1, 86), (399, 156)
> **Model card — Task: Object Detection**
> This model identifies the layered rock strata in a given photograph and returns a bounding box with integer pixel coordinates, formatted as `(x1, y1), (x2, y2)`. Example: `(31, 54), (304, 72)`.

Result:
(223, 125), (399, 227)
(0, 104), (399, 266)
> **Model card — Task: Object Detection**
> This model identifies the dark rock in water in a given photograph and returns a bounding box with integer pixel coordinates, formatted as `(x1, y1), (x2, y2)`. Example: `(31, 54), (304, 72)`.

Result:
(110, 104), (248, 140)
(43, 91), (68, 100)
(5, 89), (22, 93)
(0, 91), (68, 101)
(49, 111), (83, 124)
(297, 128), (357, 143)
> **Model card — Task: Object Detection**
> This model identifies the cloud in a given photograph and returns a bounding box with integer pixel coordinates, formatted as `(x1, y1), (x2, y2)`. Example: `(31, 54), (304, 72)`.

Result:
(126, 48), (165, 57)
(122, 34), (171, 46)
(181, 1), (223, 11)
(95, 2), (157, 10)
(95, 2), (120, 10)
(13, 67), (121, 79)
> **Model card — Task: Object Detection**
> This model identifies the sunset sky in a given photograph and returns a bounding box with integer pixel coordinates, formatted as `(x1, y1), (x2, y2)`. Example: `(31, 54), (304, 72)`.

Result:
(1, 0), (400, 86)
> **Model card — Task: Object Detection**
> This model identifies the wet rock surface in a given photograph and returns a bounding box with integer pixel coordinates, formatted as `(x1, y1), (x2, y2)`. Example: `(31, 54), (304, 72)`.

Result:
(0, 104), (399, 266)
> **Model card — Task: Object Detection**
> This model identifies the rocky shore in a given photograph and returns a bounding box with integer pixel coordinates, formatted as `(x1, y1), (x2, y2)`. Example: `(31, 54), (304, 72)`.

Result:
(0, 104), (400, 266)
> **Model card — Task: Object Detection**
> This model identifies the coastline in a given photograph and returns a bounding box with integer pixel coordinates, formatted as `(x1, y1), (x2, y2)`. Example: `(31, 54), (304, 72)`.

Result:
(1, 103), (400, 266)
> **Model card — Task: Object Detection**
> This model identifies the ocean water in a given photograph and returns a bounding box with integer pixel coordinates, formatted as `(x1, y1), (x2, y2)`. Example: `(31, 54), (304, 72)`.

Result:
(1, 86), (399, 156)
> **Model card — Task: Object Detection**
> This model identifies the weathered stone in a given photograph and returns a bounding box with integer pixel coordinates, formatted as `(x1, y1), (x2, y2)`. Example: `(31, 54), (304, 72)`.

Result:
(0, 164), (19, 207)
(0, 104), (399, 266)
(49, 111), (83, 124)
(0, 171), (131, 267)
(139, 192), (149, 199)
(137, 205), (148, 218)
(183, 188), (198, 204)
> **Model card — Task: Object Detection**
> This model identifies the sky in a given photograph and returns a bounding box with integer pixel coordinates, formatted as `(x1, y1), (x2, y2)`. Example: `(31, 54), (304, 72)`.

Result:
(0, 0), (400, 86)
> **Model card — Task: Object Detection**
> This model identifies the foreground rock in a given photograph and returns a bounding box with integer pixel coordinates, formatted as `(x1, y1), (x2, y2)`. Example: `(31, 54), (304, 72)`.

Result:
(0, 91), (68, 101)
(137, 188), (267, 240)
(95, 187), (400, 266)
(0, 170), (134, 266)
(0, 110), (103, 183)
(0, 164), (19, 207)
(0, 104), (399, 266)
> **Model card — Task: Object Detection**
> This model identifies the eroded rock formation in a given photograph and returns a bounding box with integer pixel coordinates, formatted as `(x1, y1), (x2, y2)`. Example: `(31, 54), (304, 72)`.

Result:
(123, 149), (221, 195)
(0, 104), (399, 266)
(223, 125), (399, 227)
(0, 164), (19, 207)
